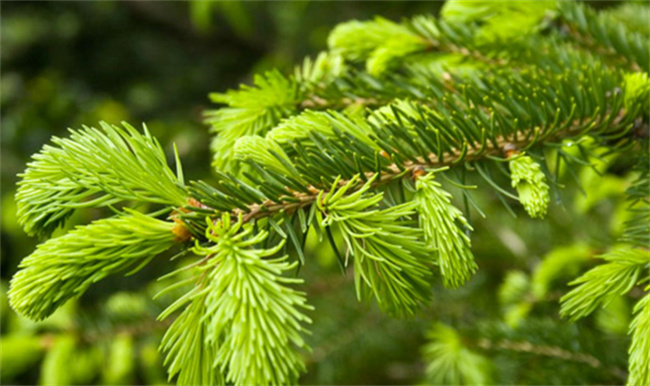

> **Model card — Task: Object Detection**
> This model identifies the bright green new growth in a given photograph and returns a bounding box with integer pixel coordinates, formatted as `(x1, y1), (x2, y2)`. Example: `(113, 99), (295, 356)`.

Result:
(293, 51), (346, 86)
(206, 71), (300, 172)
(197, 216), (312, 386)
(159, 215), (312, 386)
(422, 323), (492, 385)
(624, 72), (650, 111)
(266, 110), (376, 148)
(317, 176), (433, 317)
(509, 154), (550, 219)
(234, 135), (296, 176)
(629, 293), (650, 386)
(415, 171), (477, 288)
(266, 110), (334, 144)
(8, 211), (176, 321)
(561, 247), (649, 322)
(441, 0), (556, 42)
(560, 246), (650, 385)
(15, 121), (187, 236)
(160, 292), (222, 386)
(328, 17), (428, 75)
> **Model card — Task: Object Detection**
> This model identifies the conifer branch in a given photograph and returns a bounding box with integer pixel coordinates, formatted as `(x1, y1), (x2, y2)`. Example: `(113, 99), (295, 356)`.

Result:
(15, 122), (187, 236)
(415, 171), (476, 288)
(315, 176), (433, 317)
(159, 214), (312, 386)
(628, 293), (650, 386)
(560, 247), (649, 322)
(8, 211), (177, 321)
(557, 1), (649, 72)
(476, 338), (602, 368)
(9, 2), (650, 385)
(198, 99), (633, 228)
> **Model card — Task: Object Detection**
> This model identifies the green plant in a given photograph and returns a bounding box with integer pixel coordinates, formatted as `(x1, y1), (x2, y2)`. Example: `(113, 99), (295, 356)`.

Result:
(8, 1), (649, 385)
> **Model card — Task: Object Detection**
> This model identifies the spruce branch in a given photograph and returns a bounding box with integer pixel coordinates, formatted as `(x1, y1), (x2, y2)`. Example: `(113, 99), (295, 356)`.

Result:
(628, 293), (650, 386)
(557, 1), (650, 72)
(192, 65), (639, 231)
(9, 2), (650, 385)
(15, 121), (187, 237)
(8, 211), (177, 321)
(315, 176), (433, 317)
(159, 214), (312, 386)
(204, 1), (646, 175)
(560, 247), (650, 322)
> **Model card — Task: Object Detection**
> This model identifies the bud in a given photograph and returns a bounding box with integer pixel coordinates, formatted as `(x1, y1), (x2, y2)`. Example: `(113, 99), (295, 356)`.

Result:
(415, 172), (477, 288)
(624, 72), (650, 112)
(509, 154), (550, 219)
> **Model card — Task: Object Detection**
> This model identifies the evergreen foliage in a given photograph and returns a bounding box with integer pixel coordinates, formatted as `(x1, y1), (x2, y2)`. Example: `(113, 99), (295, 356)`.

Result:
(415, 171), (477, 288)
(8, 1), (649, 385)
(9, 211), (177, 321)
(422, 323), (492, 385)
(629, 293), (650, 386)
(316, 176), (432, 317)
(508, 154), (550, 219)
(15, 122), (187, 237)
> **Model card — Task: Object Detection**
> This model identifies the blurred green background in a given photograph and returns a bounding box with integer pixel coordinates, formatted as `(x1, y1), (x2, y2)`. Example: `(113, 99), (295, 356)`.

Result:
(0, 1), (635, 385)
